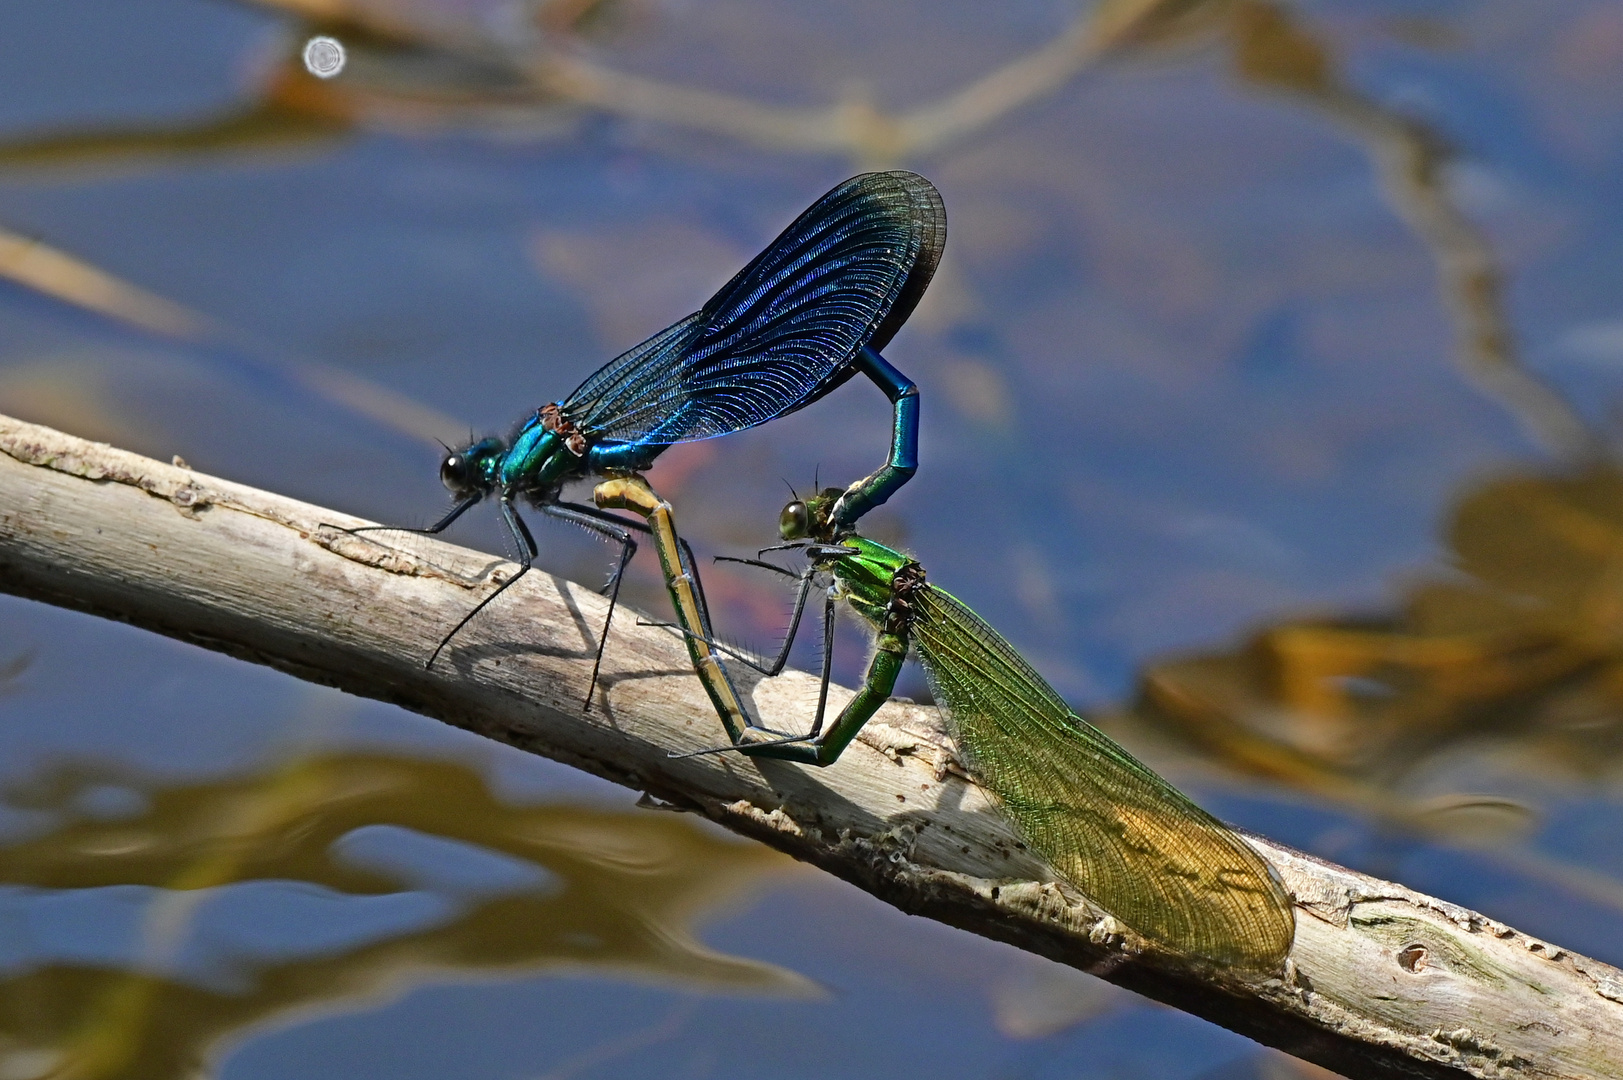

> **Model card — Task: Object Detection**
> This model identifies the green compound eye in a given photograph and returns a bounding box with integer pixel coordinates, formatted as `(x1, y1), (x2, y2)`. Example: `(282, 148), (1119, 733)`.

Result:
(780, 500), (811, 540)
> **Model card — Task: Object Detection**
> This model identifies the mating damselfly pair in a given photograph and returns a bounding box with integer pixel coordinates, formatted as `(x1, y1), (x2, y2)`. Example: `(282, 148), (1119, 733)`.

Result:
(354, 172), (1295, 974)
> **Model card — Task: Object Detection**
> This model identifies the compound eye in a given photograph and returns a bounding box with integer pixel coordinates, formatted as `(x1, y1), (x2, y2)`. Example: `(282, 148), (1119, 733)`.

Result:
(779, 500), (810, 540)
(440, 454), (470, 493)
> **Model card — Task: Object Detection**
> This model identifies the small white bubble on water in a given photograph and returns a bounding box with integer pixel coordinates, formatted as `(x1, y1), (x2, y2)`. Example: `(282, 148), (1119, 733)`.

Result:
(303, 35), (346, 79)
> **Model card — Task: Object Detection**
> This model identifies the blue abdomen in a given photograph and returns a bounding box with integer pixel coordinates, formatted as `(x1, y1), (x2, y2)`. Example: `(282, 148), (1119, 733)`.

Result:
(588, 439), (666, 474)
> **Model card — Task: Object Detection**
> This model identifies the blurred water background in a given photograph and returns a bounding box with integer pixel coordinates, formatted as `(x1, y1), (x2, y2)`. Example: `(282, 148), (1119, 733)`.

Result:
(2, 1), (1623, 1077)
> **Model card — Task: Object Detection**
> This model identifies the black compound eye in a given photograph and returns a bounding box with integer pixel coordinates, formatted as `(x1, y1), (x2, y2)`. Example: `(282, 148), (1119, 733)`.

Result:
(780, 500), (811, 540)
(440, 454), (471, 493)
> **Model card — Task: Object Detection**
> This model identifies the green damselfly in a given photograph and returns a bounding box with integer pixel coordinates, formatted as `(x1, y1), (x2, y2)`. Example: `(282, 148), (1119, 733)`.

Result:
(599, 478), (1295, 973)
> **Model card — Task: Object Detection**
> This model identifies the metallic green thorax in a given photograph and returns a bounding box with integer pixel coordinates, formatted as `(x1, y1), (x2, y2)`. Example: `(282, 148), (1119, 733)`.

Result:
(822, 536), (909, 623)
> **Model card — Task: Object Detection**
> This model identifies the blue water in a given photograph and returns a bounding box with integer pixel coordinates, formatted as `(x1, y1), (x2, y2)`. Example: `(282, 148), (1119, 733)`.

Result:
(3, 1), (1623, 1076)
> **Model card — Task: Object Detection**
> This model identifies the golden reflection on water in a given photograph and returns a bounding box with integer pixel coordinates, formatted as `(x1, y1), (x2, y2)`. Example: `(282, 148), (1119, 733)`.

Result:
(0, 752), (809, 1080)
(1136, 463), (1623, 898)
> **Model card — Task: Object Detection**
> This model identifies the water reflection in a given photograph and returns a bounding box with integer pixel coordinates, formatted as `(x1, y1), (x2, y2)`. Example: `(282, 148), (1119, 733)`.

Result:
(0, 751), (809, 1080)
(2, 0), (1623, 1074)
(0, 0), (1098, 171)
(0, 0), (1579, 482)
(1217, 1), (1595, 460)
(1137, 460), (1623, 913)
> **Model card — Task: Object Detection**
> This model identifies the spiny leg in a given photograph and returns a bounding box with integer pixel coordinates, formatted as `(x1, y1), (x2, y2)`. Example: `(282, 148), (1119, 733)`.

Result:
(665, 566), (826, 759)
(739, 625), (907, 767)
(547, 497), (718, 712)
(645, 558), (818, 676)
(808, 586), (837, 739)
(663, 545), (908, 764)
(723, 555), (818, 678)
(670, 730), (818, 758)
(683, 596), (907, 768)
(717, 556), (800, 580)
(540, 501), (639, 711)
(426, 497), (534, 669)
(347, 493), (481, 539)
(552, 499), (711, 628)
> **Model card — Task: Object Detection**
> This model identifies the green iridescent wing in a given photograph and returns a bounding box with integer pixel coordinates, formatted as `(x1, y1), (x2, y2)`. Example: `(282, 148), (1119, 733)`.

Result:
(911, 587), (1295, 972)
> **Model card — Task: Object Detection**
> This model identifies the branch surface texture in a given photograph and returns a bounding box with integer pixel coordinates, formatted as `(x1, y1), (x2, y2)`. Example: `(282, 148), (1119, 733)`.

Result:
(1, 414), (1618, 1080)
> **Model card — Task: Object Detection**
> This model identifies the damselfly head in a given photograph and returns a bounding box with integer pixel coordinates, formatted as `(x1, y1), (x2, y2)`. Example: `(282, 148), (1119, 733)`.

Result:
(779, 499), (811, 541)
(778, 487), (845, 542)
(440, 437), (505, 499)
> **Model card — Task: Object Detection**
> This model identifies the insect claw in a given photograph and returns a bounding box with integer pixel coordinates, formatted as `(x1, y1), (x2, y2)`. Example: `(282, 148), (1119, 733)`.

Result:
(669, 731), (818, 759)
(668, 743), (746, 759)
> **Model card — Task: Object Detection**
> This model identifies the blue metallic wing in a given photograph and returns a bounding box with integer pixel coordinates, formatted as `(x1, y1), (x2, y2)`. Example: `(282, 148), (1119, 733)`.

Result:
(561, 171), (944, 446)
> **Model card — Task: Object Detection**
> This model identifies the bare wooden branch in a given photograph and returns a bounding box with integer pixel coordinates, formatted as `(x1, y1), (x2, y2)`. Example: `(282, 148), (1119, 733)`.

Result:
(2, 412), (1619, 1080)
